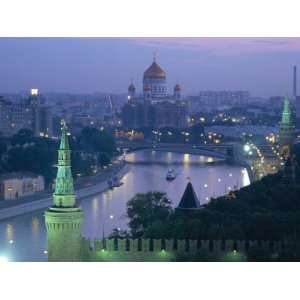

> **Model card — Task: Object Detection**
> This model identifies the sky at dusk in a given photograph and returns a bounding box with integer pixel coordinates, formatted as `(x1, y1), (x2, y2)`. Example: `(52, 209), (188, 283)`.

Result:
(1, 37), (300, 97)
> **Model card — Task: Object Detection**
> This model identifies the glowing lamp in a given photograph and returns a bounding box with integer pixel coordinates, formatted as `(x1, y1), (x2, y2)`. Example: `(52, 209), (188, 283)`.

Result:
(244, 144), (251, 152)
(30, 88), (39, 96)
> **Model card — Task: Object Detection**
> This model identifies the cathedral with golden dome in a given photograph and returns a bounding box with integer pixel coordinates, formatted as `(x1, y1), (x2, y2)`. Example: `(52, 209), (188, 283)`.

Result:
(122, 58), (188, 129)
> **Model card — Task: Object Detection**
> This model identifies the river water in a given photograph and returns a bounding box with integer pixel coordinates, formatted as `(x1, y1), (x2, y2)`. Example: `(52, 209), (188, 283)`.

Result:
(0, 150), (250, 261)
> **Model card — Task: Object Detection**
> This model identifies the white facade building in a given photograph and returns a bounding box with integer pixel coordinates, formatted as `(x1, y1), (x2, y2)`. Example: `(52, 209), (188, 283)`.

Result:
(0, 172), (45, 200)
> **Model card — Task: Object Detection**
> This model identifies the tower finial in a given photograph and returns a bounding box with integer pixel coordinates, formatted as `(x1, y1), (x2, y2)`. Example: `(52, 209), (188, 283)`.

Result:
(61, 118), (66, 128)
(153, 51), (156, 62)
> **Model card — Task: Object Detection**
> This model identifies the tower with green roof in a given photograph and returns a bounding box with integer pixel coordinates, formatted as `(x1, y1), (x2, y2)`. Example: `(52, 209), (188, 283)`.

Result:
(279, 96), (295, 160)
(45, 120), (83, 261)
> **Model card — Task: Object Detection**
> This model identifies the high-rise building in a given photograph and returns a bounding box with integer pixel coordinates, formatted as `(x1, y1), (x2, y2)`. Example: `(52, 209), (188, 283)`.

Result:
(0, 89), (53, 137)
(45, 120), (83, 261)
(198, 91), (250, 106)
(279, 96), (295, 160)
(293, 65), (297, 98)
(127, 82), (136, 103)
(28, 89), (53, 137)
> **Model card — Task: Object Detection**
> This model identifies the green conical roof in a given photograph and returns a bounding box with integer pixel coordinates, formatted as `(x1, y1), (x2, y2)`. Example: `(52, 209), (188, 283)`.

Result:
(281, 96), (291, 125)
(177, 181), (201, 209)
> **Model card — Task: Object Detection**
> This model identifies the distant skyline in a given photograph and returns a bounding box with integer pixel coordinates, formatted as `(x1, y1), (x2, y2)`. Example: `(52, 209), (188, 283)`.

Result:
(1, 37), (300, 97)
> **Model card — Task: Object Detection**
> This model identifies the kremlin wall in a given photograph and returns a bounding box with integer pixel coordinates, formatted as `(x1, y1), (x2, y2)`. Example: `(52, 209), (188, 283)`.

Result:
(78, 237), (287, 262)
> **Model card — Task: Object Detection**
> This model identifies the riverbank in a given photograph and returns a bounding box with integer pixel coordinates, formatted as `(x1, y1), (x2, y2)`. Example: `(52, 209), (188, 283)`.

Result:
(0, 162), (129, 221)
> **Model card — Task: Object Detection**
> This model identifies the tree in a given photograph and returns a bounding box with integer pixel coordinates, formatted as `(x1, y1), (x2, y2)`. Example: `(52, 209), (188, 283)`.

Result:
(78, 127), (115, 153)
(127, 192), (172, 237)
(11, 128), (34, 146)
(5, 137), (57, 185)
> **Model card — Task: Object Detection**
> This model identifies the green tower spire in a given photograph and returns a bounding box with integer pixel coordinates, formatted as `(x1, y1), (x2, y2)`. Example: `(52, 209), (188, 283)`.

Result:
(281, 96), (291, 125)
(45, 120), (83, 261)
(279, 96), (295, 161)
(53, 119), (75, 207)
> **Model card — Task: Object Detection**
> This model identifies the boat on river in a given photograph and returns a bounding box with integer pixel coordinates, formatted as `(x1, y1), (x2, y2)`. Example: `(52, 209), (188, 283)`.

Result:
(166, 169), (177, 181)
(108, 175), (123, 189)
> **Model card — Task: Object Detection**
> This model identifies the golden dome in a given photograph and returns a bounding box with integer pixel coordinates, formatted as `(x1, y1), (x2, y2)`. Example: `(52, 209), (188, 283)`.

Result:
(143, 61), (166, 79)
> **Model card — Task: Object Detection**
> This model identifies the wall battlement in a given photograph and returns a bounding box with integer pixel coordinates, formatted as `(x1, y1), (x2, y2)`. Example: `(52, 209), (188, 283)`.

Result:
(79, 238), (287, 262)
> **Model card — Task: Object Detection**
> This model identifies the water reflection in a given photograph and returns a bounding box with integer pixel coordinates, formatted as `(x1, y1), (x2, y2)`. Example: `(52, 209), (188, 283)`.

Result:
(31, 217), (40, 238)
(6, 224), (14, 242)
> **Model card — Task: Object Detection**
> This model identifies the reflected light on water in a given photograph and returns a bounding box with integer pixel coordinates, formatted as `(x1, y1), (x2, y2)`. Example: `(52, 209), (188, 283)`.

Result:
(31, 217), (40, 237)
(167, 152), (172, 162)
(92, 198), (99, 217)
(6, 224), (14, 241)
(183, 154), (190, 163)
(241, 168), (251, 187)
(207, 157), (214, 163)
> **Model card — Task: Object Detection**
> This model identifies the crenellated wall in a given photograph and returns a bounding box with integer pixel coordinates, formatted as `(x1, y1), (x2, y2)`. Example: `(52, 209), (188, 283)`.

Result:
(79, 238), (287, 262)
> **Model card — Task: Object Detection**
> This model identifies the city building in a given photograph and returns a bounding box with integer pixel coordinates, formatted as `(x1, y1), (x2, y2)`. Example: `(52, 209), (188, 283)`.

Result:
(293, 65), (297, 99)
(27, 89), (53, 137)
(121, 58), (188, 129)
(296, 96), (300, 120)
(198, 91), (250, 106)
(0, 172), (44, 200)
(0, 89), (53, 137)
(279, 96), (295, 160)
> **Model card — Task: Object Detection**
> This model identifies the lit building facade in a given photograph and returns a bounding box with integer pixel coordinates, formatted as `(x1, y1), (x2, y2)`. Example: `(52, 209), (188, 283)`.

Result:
(121, 58), (188, 129)
(0, 90), (53, 137)
(199, 91), (250, 106)
(0, 172), (44, 200)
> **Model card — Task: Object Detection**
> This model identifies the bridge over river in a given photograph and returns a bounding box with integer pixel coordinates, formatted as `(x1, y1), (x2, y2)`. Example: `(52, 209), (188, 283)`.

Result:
(116, 141), (236, 161)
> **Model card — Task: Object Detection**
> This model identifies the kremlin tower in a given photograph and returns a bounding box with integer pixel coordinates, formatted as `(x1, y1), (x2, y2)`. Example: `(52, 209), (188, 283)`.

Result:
(279, 96), (295, 160)
(45, 120), (83, 261)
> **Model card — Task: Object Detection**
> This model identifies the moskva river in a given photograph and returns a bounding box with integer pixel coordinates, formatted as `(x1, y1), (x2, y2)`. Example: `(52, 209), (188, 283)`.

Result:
(0, 150), (250, 261)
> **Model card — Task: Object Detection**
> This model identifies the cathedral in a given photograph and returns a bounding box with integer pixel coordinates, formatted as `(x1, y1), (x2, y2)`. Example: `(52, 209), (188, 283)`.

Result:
(122, 58), (188, 129)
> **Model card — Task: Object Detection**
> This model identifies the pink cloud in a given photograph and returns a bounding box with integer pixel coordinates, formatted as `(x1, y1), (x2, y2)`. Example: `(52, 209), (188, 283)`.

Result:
(127, 37), (300, 56)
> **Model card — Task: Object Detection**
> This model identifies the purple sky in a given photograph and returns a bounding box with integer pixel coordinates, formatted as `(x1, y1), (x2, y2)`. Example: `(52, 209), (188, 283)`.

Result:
(1, 37), (300, 97)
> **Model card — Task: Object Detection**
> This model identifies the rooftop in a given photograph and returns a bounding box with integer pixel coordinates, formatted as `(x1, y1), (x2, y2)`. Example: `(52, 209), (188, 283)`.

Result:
(177, 181), (201, 210)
